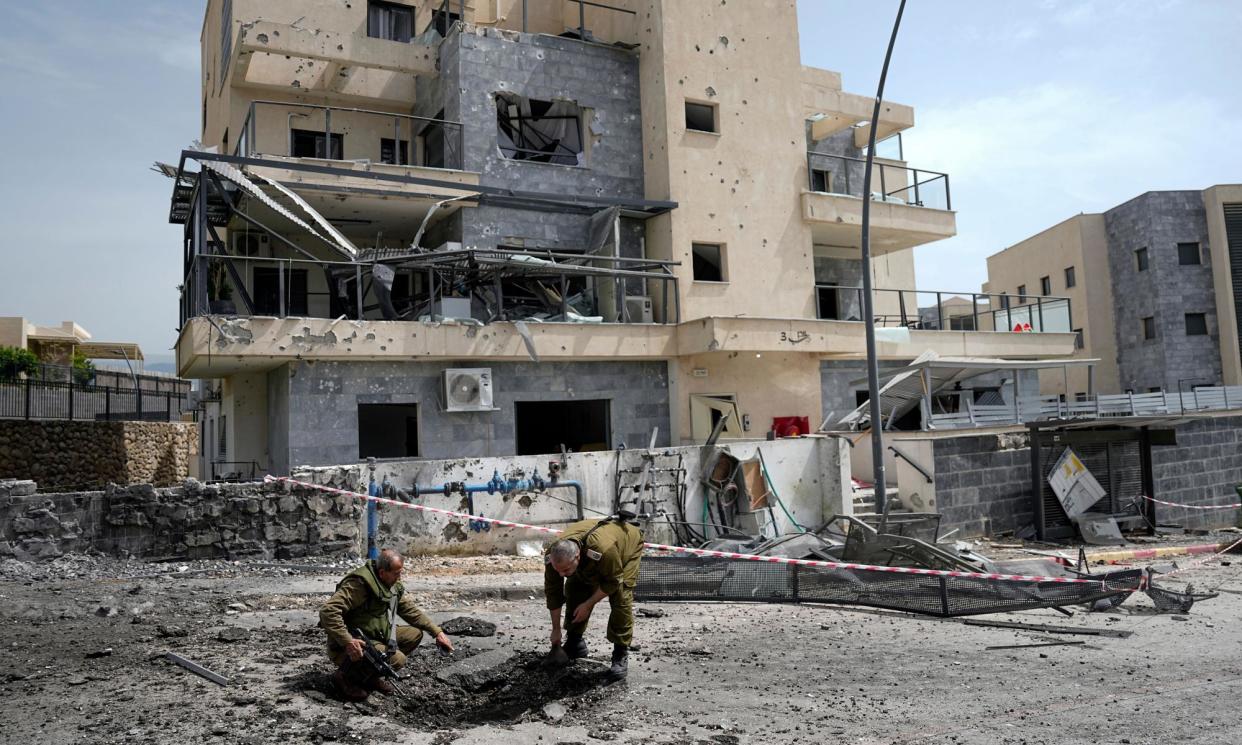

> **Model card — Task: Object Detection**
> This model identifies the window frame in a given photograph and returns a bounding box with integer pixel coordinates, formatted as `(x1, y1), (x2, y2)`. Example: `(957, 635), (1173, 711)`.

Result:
(1142, 315), (1156, 341)
(1177, 242), (1202, 266)
(1016, 285), (1027, 303)
(1135, 247), (1149, 272)
(1184, 312), (1208, 336)
(1039, 276), (1051, 296)
(691, 242), (727, 283)
(1073, 327), (1084, 350)
(684, 100), (719, 134)
(367, 0), (415, 43)
(1064, 266), (1076, 288)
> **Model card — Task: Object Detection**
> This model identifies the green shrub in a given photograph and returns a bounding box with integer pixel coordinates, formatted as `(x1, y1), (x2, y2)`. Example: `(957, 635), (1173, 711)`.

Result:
(71, 352), (96, 386)
(0, 346), (38, 381)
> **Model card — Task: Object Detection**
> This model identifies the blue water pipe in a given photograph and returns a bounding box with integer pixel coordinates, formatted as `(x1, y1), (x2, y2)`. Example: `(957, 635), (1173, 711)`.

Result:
(366, 460), (380, 560)
(408, 470), (585, 531)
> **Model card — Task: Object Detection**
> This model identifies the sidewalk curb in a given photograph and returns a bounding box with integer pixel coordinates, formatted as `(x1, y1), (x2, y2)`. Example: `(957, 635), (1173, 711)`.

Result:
(1090, 541), (1236, 564)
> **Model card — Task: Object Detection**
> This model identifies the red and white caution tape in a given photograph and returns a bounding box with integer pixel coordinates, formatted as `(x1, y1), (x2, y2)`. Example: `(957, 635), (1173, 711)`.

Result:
(1140, 494), (1242, 510)
(269, 476), (1134, 588)
(1147, 535), (1242, 583)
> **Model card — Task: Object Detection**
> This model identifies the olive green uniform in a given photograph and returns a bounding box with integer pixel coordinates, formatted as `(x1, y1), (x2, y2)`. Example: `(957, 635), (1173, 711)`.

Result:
(319, 560), (442, 669)
(545, 517), (644, 647)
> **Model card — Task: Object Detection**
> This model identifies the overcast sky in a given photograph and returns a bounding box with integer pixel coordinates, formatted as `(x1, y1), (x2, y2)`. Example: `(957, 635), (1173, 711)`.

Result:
(1, 1), (1239, 364)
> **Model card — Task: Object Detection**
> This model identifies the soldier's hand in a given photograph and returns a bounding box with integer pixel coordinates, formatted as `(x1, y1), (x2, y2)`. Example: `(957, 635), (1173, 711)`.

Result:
(550, 628), (562, 648)
(571, 603), (594, 625)
(434, 631), (454, 653)
(344, 639), (365, 662)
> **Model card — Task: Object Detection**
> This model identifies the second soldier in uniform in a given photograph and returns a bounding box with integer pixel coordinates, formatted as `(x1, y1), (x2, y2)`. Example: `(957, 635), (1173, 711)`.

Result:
(544, 515), (644, 681)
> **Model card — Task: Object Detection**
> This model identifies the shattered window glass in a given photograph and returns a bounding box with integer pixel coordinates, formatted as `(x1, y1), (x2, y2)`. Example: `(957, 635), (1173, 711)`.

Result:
(495, 93), (584, 166)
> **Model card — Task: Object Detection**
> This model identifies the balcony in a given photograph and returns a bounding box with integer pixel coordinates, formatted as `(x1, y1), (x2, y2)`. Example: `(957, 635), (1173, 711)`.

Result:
(815, 286), (1073, 334)
(802, 152), (956, 252)
(484, 0), (640, 47)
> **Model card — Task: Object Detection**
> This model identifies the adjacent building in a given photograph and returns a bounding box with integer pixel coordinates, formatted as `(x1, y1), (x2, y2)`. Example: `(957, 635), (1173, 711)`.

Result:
(171, 0), (1076, 476)
(984, 186), (1242, 398)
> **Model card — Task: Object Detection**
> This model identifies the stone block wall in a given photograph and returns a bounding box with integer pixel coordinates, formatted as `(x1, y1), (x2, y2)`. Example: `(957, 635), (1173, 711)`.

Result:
(272, 359), (670, 473)
(929, 413), (1242, 538)
(0, 420), (198, 490)
(0, 476), (361, 561)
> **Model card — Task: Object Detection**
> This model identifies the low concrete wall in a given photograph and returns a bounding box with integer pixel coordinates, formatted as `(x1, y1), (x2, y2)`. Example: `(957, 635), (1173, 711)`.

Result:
(0, 478), (360, 561)
(898, 411), (1242, 538)
(0, 420), (199, 490)
(297, 436), (853, 556)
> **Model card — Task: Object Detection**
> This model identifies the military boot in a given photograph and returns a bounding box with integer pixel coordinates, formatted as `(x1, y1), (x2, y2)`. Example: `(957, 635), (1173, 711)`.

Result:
(333, 668), (369, 702)
(607, 643), (628, 681)
(563, 632), (589, 660)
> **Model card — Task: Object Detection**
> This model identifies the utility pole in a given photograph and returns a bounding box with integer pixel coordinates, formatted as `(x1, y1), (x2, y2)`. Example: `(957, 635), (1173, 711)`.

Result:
(860, 0), (907, 521)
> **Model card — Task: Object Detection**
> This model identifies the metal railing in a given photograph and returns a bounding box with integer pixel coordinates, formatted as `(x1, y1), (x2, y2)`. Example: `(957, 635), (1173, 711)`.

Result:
(928, 387), (1242, 430)
(235, 100), (465, 171)
(807, 151), (951, 211)
(0, 378), (188, 422)
(28, 363), (190, 395)
(516, 0), (638, 43)
(814, 285), (1072, 333)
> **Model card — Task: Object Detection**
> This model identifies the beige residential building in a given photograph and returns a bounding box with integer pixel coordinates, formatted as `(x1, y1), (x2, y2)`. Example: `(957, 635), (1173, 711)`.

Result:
(171, 0), (1075, 475)
(984, 185), (1242, 398)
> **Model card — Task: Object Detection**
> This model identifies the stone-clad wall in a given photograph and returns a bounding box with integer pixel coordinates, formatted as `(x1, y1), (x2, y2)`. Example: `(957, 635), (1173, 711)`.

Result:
(0, 420), (198, 490)
(0, 475), (361, 561)
(930, 413), (1242, 537)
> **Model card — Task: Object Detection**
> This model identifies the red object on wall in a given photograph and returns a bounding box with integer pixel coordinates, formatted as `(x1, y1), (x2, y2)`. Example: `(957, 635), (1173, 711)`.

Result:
(772, 416), (810, 438)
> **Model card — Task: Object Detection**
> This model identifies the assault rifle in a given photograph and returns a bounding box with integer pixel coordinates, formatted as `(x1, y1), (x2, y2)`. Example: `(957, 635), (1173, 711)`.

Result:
(350, 627), (409, 696)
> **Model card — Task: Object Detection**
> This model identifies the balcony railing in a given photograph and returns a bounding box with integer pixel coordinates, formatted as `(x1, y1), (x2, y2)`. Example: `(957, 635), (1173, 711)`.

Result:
(807, 151), (951, 211)
(814, 286), (1073, 334)
(235, 101), (465, 171)
(929, 387), (1242, 430)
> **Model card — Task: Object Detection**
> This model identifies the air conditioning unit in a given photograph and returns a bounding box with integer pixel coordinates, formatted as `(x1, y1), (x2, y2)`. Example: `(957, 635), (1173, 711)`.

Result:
(443, 368), (495, 412)
(624, 295), (653, 323)
(233, 233), (266, 257)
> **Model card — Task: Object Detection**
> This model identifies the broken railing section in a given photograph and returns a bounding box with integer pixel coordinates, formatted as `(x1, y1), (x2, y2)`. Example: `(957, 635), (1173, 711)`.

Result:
(165, 150), (679, 327)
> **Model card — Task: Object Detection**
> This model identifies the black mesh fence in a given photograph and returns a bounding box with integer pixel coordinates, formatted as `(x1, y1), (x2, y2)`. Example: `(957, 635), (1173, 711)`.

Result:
(635, 556), (1144, 617)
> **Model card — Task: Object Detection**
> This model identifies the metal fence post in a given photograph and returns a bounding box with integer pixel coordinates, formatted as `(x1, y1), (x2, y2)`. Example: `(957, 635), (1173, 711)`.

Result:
(522, 0), (528, 31)
(137, 387), (143, 420)
(913, 168), (921, 207)
(24, 377), (31, 420)
(68, 382), (74, 421)
(105, 387), (111, 420)
(324, 108), (332, 158)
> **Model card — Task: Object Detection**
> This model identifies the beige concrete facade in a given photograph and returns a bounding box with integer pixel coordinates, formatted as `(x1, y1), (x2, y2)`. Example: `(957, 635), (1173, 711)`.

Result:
(1202, 185), (1242, 386)
(983, 214), (1118, 397)
(184, 0), (1075, 468)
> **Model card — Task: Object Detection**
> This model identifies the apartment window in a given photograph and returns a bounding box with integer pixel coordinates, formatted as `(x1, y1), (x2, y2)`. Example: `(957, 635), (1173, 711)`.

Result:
(431, 6), (461, 36)
(1040, 276), (1051, 296)
(516, 400), (611, 455)
(810, 168), (832, 193)
(1177, 242), (1201, 265)
(253, 267), (309, 316)
(368, 1), (414, 42)
(1185, 312), (1208, 336)
(1135, 247), (1149, 271)
(1142, 316), (1156, 340)
(1016, 285), (1027, 303)
(685, 101), (717, 133)
(999, 293), (1010, 310)
(1073, 328), (1084, 350)
(496, 93), (583, 166)
(358, 404), (419, 458)
(692, 243), (726, 282)
(291, 129), (343, 159)
(1064, 266), (1076, 288)
(380, 137), (410, 165)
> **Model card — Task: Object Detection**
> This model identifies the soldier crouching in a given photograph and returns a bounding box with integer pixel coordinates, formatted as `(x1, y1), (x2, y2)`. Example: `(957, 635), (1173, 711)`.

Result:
(319, 548), (453, 700)
(545, 516), (644, 681)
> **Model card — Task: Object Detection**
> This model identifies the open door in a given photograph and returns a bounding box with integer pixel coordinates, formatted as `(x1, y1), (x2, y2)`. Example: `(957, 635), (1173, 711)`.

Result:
(690, 394), (742, 441)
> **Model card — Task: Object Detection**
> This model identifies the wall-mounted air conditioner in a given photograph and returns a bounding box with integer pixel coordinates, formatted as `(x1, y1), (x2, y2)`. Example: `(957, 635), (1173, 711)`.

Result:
(625, 295), (653, 323)
(233, 233), (267, 257)
(443, 368), (495, 412)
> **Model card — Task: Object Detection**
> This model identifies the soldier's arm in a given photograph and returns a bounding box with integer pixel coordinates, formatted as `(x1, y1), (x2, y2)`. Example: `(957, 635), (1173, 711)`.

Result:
(397, 594), (443, 636)
(595, 549), (623, 596)
(544, 562), (566, 609)
(319, 577), (365, 648)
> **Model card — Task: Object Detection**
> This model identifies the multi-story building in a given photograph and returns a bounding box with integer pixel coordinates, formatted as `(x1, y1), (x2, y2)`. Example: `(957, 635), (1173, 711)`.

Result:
(984, 186), (1242, 398)
(170, 0), (1075, 476)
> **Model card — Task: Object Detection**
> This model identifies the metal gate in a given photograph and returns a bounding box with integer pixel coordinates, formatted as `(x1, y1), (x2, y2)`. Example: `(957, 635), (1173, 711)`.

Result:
(1030, 425), (1162, 540)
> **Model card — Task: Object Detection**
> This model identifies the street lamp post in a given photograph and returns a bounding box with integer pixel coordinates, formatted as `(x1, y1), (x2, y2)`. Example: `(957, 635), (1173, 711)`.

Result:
(860, 0), (908, 521)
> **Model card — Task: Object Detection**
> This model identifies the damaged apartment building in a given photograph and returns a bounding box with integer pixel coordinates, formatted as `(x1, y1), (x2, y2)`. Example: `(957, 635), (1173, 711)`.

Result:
(168, 0), (1078, 478)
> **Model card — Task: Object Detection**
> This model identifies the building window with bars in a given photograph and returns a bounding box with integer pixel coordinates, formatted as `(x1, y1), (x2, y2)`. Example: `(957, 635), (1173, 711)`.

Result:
(368, 1), (414, 42)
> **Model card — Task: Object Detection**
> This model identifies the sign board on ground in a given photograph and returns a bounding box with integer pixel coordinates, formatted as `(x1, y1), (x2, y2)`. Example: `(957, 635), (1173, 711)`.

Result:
(1047, 447), (1107, 518)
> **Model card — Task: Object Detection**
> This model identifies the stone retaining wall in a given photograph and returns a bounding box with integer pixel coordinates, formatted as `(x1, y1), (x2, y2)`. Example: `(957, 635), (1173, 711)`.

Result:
(0, 420), (198, 490)
(0, 476), (361, 561)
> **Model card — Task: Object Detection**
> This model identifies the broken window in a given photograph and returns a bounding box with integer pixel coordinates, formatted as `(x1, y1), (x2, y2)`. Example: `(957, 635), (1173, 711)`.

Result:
(291, 129), (343, 160)
(253, 267), (308, 316)
(810, 168), (832, 193)
(692, 243), (726, 282)
(380, 137), (410, 165)
(431, 7), (461, 36)
(515, 400), (610, 455)
(689, 395), (740, 440)
(496, 93), (584, 166)
(368, 1), (414, 42)
(358, 404), (419, 458)
(685, 101), (717, 133)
